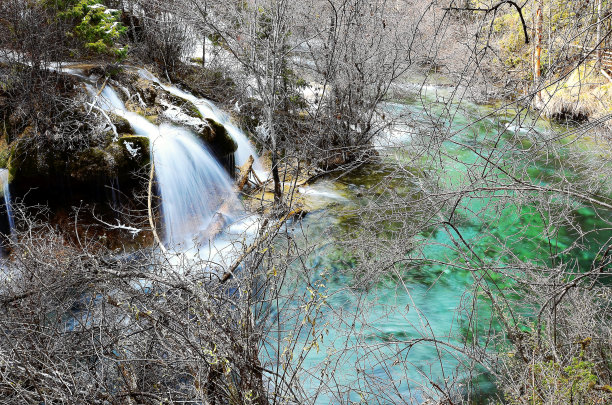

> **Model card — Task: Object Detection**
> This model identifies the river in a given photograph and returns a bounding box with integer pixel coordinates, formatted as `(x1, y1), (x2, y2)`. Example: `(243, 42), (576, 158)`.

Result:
(261, 82), (612, 403)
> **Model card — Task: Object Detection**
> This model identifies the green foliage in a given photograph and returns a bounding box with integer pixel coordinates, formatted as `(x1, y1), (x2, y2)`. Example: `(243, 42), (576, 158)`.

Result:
(255, 8), (274, 41)
(507, 350), (604, 405)
(58, 0), (127, 58)
(490, 0), (579, 84)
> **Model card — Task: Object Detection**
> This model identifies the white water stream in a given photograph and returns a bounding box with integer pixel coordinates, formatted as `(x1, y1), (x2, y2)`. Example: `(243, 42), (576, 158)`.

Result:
(0, 169), (14, 235)
(151, 124), (240, 245)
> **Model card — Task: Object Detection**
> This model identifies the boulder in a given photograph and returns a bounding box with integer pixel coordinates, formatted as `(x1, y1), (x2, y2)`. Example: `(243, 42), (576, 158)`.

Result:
(158, 102), (208, 134)
(8, 134), (150, 188)
(115, 135), (150, 171)
(69, 147), (115, 182)
(198, 118), (238, 157)
(157, 99), (237, 157)
(134, 77), (157, 105)
(109, 113), (132, 134)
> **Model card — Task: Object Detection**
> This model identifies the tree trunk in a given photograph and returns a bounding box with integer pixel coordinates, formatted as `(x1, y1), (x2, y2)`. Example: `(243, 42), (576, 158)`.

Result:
(267, 109), (282, 205)
(597, 0), (603, 68)
(202, 35), (206, 67)
(534, 1), (543, 104)
(271, 149), (282, 206)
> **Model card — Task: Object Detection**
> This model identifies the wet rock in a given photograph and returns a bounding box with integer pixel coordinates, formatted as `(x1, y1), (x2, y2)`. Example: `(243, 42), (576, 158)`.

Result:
(9, 140), (53, 183)
(115, 135), (150, 170)
(158, 101), (208, 133)
(157, 98), (237, 157)
(8, 133), (151, 188)
(109, 113), (131, 134)
(70, 147), (115, 181)
(0, 135), (10, 169)
(199, 118), (238, 157)
(134, 77), (157, 105)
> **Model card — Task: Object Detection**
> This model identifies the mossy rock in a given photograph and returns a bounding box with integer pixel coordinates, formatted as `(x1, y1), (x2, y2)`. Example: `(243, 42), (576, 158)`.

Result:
(9, 140), (51, 181)
(1, 117), (11, 144)
(0, 135), (10, 169)
(184, 101), (203, 119)
(134, 78), (158, 104)
(70, 147), (115, 181)
(115, 135), (150, 170)
(198, 118), (237, 157)
(118, 135), (149, 152)
(123, 100), (146, 116)
(85, 64), (124, 79)
(8, 133), (151, 187)
(109, 113), (131, 134)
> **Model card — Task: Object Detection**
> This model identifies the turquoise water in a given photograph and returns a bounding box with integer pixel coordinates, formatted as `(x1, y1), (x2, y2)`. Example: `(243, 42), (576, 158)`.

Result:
(261, 88), (612, 403)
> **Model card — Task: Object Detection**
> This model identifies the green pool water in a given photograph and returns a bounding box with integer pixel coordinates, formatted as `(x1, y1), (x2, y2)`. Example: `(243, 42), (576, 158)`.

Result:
(261, 86), (612, 403)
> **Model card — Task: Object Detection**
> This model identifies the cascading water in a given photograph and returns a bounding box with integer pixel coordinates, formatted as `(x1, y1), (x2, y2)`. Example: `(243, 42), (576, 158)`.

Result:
(149, 124), (239, 245)
(137, 69), (265, 175)
(0, 169), (15, 235)
(87, 83), (241, 247)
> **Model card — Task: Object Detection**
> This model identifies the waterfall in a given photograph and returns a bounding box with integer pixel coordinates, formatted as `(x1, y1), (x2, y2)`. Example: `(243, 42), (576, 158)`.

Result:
(0, 169), (15, 235)
(137, 69), (265, 175)
(88, 83), (242, 247)
(150, 124), (240, 245)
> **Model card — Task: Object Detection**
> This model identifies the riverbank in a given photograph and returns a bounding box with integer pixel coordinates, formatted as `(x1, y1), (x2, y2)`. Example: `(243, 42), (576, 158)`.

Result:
(535, 62), (612, 129)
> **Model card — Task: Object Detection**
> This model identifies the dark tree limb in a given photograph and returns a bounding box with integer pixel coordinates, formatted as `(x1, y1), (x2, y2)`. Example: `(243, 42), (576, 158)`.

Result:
(444, 0), (530, 44)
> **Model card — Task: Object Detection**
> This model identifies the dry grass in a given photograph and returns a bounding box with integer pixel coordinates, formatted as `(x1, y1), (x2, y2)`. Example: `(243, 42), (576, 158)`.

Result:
(540, 62), (612, 125)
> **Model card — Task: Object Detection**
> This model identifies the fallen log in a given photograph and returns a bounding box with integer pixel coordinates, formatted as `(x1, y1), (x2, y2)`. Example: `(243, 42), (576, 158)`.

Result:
(194, 200), (234, 243)
(250, 166), (263, 186)
(236, 155), (255, 191)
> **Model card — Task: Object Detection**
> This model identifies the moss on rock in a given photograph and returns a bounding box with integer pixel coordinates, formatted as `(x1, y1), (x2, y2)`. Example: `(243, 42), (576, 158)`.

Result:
(115, 135), (150, 170)
(8, 134), (151, 188)
(109, 113), (131, 134)
(70, 147), (115, 181)
(8, 139), (52, 184)
(185, 101), (203, 119)
(134, 78), (158, 105)
(0, 135), (10, 169)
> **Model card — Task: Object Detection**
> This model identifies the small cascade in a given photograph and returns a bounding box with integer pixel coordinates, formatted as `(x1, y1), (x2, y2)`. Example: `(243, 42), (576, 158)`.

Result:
(86, 84), (158, 136)
(137, 69), (265, 175)
(150, 124), (239, 245)
(97, 85), (125, 111)
(88, 82), (242, 247)
(0, 169), (15, 235)
(109, 177), (121, 209)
